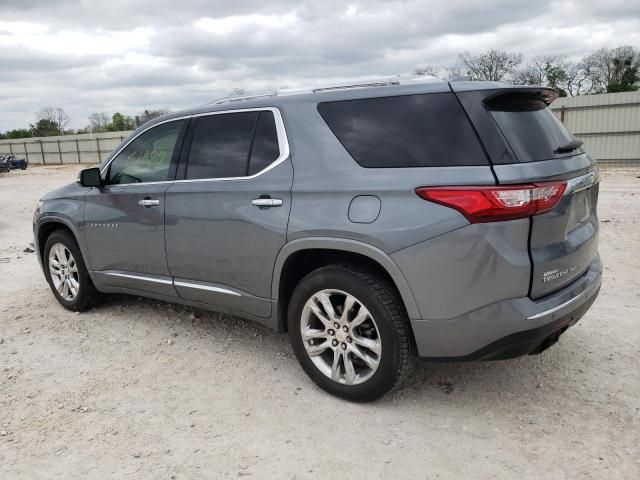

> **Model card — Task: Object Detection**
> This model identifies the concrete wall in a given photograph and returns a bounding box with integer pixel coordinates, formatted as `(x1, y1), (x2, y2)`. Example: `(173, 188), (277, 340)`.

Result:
(551, 91), (640, 167)
(0, 131), (133, 165)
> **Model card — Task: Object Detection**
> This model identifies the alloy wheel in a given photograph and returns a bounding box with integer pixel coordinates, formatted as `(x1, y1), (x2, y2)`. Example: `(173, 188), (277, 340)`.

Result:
(48, 243), (80, 301)
(300, 289), (382, 385)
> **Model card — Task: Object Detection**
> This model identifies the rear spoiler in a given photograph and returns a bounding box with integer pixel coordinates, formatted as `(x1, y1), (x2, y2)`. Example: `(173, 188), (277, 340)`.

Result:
(484, 87), (559, 110)
(450, 82), (558, 104)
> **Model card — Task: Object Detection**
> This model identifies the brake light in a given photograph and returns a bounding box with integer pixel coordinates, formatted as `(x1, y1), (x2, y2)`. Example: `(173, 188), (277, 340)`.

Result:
(415, 182), (566, 223)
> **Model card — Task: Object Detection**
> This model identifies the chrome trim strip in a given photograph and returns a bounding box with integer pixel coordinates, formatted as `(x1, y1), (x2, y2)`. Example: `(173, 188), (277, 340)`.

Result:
(174, 281), (241, 296)
(101, 271), (243, 297)
(99, 107), (290, 186)
(103, 272), (173, 285)
(526, 279), (600, 320)
(563, 170), (599, 196)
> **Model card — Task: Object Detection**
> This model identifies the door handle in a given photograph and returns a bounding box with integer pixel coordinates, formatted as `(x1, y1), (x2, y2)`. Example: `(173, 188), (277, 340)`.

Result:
(252, 198), (283, 207)
(138, 198), (160, 207)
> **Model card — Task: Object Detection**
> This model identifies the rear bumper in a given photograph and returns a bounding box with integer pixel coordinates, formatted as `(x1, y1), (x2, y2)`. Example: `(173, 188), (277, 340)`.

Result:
(411, 255), (602, 360)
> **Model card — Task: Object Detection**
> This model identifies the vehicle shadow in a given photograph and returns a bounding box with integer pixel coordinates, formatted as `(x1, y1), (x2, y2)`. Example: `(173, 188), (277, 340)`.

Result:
(94, 293), (591, 408)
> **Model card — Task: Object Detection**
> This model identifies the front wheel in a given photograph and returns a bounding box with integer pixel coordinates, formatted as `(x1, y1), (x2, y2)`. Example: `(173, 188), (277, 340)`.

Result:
(288, 264), (415, 402)
(43, 229), (99, 311)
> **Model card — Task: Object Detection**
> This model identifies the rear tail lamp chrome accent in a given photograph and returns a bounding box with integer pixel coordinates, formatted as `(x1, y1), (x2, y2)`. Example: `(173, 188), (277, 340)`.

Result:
(415, 182), (566, 223)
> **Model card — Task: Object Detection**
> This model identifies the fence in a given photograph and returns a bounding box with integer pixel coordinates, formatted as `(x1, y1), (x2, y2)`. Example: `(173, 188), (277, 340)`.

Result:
(551, 91), (640, 168)
(0, 130), (133, 165)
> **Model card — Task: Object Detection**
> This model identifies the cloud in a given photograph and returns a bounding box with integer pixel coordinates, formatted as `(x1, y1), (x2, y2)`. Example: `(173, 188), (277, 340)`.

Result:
(0, 0), (638, 131)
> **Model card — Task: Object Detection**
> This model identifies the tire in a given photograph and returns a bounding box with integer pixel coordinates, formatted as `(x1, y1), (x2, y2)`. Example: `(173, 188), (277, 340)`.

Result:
(287, 264), (415, 402)
(43, 229), (100, 311)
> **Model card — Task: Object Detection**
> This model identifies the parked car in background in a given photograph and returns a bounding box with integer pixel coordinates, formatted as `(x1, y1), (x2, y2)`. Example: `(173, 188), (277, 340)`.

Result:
(0, 154), (28, 171)
(33, 76), (601, 402)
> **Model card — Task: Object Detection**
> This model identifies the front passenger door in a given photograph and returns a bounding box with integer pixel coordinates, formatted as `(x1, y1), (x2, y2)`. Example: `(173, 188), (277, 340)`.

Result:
(84, 119), (187, 296)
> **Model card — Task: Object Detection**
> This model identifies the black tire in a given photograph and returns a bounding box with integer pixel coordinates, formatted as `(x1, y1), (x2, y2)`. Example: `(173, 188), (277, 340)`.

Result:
(287, 264), (415, 402)
(43, 229), (100, 311)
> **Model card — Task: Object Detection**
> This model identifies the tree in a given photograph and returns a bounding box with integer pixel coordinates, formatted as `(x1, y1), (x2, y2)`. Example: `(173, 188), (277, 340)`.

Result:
(414, 64), (465, 80)
(110, 112), (134, 131)
(444, 64), (466, 81)
(134, 109), (170, 128)
(35, 107), (70, 135)
(515, 55), (569, 96)
(30, 119), (61, 137)
(88, 112), (111, 133)
(458, 50), (523, 82)
(414, 65), (440, 77)
(582, 46), (640, 93)
(607, 47), (639, 93)
(3, 129), (32, 139)
(229, 87), (249, 97)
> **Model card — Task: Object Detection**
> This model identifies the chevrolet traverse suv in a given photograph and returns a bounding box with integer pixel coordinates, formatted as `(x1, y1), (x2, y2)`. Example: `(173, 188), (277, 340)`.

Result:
(34, 77), (601, 401)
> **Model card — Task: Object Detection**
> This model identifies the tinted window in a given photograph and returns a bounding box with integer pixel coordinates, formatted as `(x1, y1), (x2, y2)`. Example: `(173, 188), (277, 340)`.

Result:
(186, 112), (257, 179)
(317, 93), (488, 168)
(107, 120), (184, 185)
(248, 112), (280, 175)
(487, 93), (580, 163)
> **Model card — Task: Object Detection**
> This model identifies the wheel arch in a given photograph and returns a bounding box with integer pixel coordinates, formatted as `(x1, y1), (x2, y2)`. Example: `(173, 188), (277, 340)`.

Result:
(272, 238), (421, 332)
(36, 217), (89, 271)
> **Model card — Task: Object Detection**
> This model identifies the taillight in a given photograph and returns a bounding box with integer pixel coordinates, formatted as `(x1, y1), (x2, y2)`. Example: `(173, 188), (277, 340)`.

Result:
(415, 182), (566, 223)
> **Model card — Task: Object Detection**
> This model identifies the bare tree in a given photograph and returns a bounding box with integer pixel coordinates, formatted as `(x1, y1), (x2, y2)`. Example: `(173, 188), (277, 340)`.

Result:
(134, 109), (170, 128)
(414, 65), (440, 77)
(88, 113), (111, 133)
(229, 87), (249, 97)
(35, 106), (70, 135)
(444, 64), (466, 81)
(414, 64), (465, 80)
(564, 62), (594, 97)
(458, 50), (523, 82)
(515, 55), (570, 95)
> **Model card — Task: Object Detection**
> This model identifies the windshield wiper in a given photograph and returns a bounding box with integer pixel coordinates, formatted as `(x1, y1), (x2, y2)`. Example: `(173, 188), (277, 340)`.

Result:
(555, 139), (583, 154)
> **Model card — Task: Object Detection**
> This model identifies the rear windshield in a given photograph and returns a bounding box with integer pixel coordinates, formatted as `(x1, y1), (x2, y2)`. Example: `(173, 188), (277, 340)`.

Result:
(317, 93), (488, 168)
(486, 92), (581, 163)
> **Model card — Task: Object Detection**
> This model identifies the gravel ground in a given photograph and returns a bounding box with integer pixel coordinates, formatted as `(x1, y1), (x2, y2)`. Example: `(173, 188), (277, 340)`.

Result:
(1, 165), (639, 479)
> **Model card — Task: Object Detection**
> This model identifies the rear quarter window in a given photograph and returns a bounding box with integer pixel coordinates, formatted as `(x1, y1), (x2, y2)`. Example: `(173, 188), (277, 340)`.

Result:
(317, 93), (488, 168)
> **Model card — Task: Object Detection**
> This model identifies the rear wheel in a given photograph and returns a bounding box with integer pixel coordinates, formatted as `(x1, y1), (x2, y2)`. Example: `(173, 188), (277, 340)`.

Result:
(43, 230), (99, 311)
(288, 264), (415, 402)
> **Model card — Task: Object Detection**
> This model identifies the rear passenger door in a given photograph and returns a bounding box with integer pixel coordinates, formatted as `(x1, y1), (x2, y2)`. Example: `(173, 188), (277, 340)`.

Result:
(164, 108), (292, 318)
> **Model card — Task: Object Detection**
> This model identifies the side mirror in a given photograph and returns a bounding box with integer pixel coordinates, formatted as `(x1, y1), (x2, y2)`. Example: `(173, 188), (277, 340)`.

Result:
(79, 167), (102, 188)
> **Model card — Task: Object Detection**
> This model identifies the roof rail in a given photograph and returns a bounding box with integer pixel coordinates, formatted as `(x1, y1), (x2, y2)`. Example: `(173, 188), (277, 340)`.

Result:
(210, 75), (442, 104)
(276, 75), (441, 96)
(213, 92), (275, 105)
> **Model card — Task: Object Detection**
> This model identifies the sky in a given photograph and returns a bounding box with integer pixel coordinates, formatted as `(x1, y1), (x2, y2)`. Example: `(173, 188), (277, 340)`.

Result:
(0, 0), (639, 131)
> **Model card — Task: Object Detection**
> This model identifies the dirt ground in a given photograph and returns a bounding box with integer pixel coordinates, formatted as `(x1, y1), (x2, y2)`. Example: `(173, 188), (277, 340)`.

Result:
(0, 165), (638, 479)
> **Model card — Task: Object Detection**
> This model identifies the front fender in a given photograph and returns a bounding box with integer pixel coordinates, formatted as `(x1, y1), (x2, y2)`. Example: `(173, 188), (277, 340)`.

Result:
(35, 214), (92, 273)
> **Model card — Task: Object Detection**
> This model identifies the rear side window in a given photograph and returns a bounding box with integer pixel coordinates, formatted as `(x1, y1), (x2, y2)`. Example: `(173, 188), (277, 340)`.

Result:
(185, 110), (281, 179)
(486, 92), (580, 163)
(317, 93), (488, 168)
(248, 112), (280, 175)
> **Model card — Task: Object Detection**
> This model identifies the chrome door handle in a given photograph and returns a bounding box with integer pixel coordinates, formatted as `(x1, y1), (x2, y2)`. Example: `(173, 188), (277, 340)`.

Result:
(252, 198), (283, 207)
(138, 199), (160, 207)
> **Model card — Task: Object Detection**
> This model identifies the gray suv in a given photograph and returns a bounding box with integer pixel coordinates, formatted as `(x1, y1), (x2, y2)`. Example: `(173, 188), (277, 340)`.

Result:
(34, 77), (601, 401)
